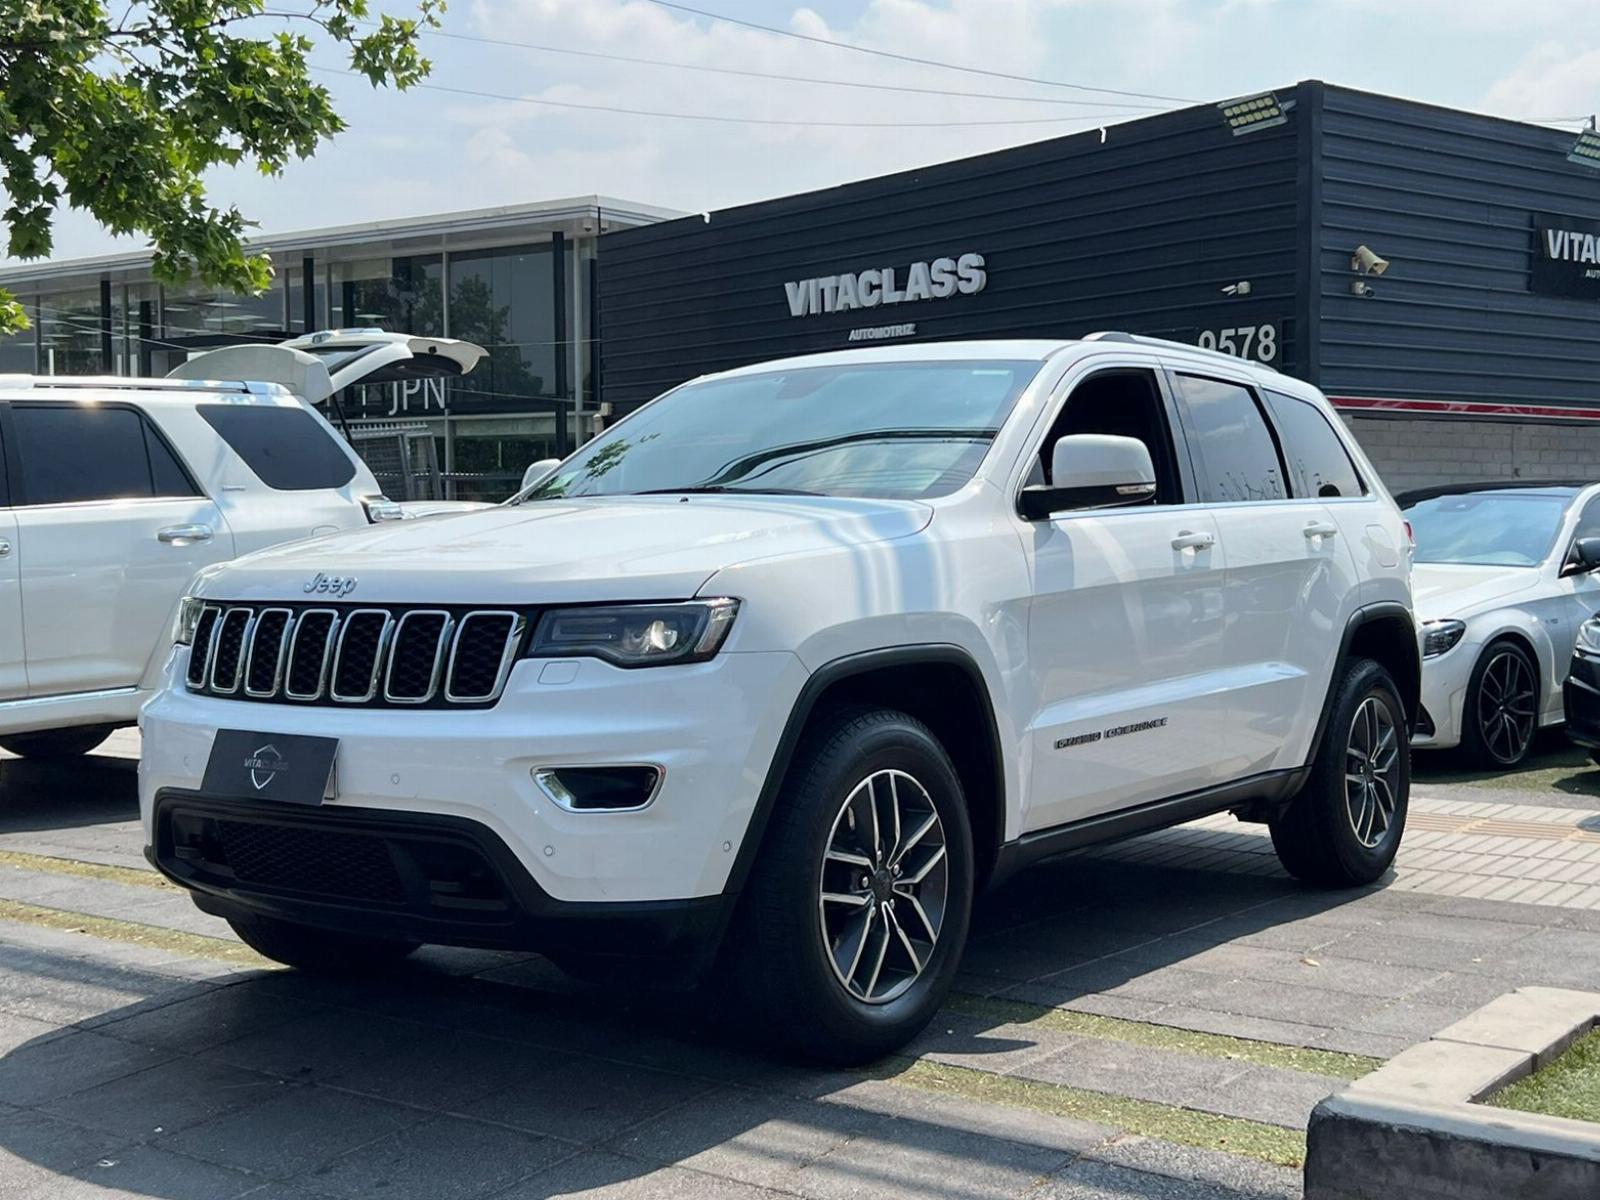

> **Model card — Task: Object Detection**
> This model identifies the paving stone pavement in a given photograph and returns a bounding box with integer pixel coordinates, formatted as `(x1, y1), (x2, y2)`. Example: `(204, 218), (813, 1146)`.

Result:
(1, 732), (1598, 1198)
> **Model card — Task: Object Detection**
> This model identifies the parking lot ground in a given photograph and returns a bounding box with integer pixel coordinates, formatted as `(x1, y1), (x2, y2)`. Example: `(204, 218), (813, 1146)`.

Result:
(1, 733), (1598, 1199)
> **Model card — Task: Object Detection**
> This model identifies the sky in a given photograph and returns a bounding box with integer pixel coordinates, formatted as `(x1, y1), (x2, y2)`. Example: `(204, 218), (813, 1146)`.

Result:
(17, 0), (1600, 264)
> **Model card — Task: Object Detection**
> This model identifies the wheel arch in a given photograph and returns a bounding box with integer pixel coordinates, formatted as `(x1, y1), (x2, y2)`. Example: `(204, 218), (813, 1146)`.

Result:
(725, 645), (1007, 897)
(1309, 603), (1420, 764)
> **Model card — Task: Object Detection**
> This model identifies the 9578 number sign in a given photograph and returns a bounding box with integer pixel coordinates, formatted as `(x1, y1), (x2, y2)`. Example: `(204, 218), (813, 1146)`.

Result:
(1196, 323), (1278, 363)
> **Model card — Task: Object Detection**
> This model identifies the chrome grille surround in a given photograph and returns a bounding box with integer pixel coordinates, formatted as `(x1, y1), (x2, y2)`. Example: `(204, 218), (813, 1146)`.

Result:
(184, 603), (528, 709)
(444, 611), (526, 704)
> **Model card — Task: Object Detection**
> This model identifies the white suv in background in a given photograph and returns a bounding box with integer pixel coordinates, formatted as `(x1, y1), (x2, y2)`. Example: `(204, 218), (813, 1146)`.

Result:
(141, 335), (1417, 1062)
(0, 331), (481, 758)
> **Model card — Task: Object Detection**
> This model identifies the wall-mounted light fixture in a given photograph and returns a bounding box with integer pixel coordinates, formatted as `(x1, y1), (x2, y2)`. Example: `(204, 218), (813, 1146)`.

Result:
(1218, 92), (1292, 135)
(1221, 281), (1252, 296)
(1569, 126), (1600, 170)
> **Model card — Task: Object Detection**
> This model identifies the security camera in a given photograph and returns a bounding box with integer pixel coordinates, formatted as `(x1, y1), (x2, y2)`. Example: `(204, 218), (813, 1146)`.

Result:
(1221, 281), (1252, 296)
(1350, 280), (1376, 297)
(1351, 245), (1389, 276)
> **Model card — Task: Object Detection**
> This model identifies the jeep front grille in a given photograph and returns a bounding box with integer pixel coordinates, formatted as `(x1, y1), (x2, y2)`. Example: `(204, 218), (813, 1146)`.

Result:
(186, 603), (525, 708)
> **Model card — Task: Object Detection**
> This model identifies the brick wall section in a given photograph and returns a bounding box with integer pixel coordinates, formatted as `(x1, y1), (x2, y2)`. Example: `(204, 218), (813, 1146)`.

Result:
(1342, 417), (1600, 494)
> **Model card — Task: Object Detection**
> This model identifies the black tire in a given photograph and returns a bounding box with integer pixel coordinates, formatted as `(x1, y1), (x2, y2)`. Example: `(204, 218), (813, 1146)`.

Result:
(227, 913), (417, 974)
(728, 705), (974, 1065)
(1270, 658), (1409, 887)
(1459, 640), (1539, 770)
(0, 724), (115, 759)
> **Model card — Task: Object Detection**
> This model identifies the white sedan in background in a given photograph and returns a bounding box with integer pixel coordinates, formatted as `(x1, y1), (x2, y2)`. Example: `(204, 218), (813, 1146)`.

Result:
(1402, 481), (1600, 768)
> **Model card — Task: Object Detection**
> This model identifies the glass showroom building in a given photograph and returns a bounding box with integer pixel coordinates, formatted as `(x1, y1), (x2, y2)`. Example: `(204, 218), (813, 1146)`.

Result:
(0, 196), (678, 499)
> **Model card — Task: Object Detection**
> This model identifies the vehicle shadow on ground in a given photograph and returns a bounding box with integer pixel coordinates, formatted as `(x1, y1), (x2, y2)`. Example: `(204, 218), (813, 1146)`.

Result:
(0, 751), (139, 833)
(0, 846), (1360, 1198)
(1412, 734), (1600, 799)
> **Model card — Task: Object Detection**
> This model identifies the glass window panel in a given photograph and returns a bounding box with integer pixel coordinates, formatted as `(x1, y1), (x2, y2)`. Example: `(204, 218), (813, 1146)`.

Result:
(37, 289), (104, 375)
(14, 406), (153, 503)
(197, 404), (357, 490)
(332, 256), (443, 335)
(1172, 375), (1287, 504)
(447, 245), (556, 404)
(0, 301), (35, 373)
(1264, 391), (1365, 499)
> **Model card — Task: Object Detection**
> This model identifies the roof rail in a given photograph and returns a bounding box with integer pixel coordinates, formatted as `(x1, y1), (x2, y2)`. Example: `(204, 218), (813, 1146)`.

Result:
(1082, 330), (1279, 372)
(0, 375), (266, 395)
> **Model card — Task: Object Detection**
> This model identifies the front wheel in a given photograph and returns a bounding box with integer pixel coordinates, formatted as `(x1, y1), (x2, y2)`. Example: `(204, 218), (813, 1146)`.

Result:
(729, 705), (974, 1064)
(227, 913), (418, 974)
(1271, 658), (1409, 887)
(1460, 641), (1539, 770)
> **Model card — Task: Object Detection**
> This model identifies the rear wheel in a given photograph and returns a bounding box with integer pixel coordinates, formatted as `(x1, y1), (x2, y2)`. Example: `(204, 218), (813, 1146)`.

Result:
(1460, 641), (1539, 770)
(227, 913), (417, 974)
(729, 705), (973, 1064)
(0, 725), (115, 759)
(1271, 658), (1409, 887)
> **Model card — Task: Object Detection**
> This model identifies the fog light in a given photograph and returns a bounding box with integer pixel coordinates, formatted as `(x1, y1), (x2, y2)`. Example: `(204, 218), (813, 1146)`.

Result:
(532, 766), (662, 812)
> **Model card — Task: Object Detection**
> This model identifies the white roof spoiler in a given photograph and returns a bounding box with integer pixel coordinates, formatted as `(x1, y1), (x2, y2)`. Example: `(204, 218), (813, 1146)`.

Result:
(164, 345), (335, 404)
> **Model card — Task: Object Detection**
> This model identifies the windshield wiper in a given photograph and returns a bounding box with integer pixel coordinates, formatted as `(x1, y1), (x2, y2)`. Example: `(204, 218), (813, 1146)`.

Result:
(702, 427), (997, 486)
(634, 485), (824, 497)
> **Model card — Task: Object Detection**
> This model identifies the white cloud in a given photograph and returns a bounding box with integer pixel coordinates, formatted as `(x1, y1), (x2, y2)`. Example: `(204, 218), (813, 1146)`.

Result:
(1482, 42), (1600, 122)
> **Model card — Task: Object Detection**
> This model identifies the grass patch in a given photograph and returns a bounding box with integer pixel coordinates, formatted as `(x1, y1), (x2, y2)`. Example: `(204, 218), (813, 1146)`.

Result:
(0, 848), (173, 890)
(946, 993), (1377, 1081)
(0, 897), (269, 965)
(1490, 1028), (1600, 1123)
(887, 1057), (1305, 1167)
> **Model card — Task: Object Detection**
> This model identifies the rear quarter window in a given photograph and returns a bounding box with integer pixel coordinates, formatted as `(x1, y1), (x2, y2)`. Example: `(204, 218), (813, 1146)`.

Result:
(198, 404), (357, 491)
(1264, 392), (1366, 499)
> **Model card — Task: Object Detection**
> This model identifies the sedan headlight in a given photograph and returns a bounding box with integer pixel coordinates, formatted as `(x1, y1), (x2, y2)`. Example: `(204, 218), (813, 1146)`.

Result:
(1421, 618), (1466, 659)
(1576, 618), (1600, 659)
(172, 595), (207, 645)
(528, 598), (739, 668)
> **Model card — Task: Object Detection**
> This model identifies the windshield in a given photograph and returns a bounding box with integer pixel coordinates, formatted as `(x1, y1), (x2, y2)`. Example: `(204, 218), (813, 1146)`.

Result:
(1401, 490), (1574, 566)
(518, 359), (1042, 502)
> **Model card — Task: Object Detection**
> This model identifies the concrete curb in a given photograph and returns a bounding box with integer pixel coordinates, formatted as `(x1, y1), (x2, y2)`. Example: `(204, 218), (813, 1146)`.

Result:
(1304, 986), (1600, 1200)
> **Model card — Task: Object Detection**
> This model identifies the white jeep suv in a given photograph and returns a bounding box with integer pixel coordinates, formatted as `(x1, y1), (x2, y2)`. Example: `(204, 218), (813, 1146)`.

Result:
(140, 336), (1417, 1062)
(0, 331), (480, 759)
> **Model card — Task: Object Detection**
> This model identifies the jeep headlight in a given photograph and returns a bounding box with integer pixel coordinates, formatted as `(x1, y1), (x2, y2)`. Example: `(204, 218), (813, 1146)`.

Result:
(1577, 618), (1600, 659)
(172, 595), (207, 645)
(528, 598), (739, 668)
(1421, 618), (1466, 659)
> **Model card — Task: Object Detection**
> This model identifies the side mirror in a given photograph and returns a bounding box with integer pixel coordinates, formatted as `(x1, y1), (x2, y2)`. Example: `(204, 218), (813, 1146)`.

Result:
(1019, 434), (1157, 521)
(521, 458), (561, 492)
(1566, 536), (1600, 576)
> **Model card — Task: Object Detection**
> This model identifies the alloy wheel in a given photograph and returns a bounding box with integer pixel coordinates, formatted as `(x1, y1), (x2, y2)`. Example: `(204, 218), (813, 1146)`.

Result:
(818, 769), (948, 1004)
(1345, 694), (1401, 849)
(1477, 649), (1536, 765)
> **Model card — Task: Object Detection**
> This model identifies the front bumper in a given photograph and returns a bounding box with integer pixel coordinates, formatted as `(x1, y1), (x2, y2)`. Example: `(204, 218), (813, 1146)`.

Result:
(1564, 653), (1600, 749)
(1412, 640), (1479, 750)
(148, 790), (733, 967)
(140, 648), (808, 907)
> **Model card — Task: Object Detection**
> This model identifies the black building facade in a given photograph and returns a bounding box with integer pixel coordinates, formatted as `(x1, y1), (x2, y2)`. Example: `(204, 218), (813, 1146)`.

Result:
(597, 82), (1600, 490)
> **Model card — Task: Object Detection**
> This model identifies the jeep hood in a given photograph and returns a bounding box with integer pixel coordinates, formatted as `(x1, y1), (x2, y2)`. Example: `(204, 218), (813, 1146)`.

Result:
(197, 495), (933, 605)
(1411, 562), (1543, 623)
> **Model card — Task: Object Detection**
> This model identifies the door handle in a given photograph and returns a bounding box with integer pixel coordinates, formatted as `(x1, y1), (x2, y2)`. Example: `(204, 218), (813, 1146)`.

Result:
(1171, 530), (1216, 551)
(0, 539), (9, 558)
(157, 524), (213, 545)
(1304, 521), (1340, 539)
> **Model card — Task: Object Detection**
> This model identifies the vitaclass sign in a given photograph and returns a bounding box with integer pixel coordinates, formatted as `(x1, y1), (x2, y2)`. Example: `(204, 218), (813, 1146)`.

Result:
(784, 253), (987, 318)
(1532, 213), (1600, 299)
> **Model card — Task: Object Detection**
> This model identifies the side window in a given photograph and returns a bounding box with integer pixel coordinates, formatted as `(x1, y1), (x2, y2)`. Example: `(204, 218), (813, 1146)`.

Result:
(1031, 369), (1185, 505)
(1171, 375), (1287, 503)
(1569, 495), (1600, 544)
(198, 404), (357, 491)
(1264, 391), (1365, 499)
(12, 405), (201, 506)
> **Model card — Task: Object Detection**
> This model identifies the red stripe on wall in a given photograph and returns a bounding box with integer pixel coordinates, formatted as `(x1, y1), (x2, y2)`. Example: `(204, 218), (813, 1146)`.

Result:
(1328, 396), (1600, 422)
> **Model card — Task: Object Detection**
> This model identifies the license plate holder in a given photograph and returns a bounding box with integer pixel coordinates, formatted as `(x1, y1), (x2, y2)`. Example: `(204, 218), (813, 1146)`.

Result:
(201, 729), (338, 806)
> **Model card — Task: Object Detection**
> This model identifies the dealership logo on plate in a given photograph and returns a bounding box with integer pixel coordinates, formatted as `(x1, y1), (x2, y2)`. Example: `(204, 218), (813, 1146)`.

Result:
(243, 743), (290, 790)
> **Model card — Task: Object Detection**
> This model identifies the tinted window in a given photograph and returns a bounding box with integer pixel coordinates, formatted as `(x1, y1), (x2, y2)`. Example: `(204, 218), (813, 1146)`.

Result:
(199, 404), (356, 490)
(521, 360), (1041, 503)
(1571, 494), (1600, 544)
(1264, 392), (1365, 499)
(13, 405), (199, 505)
(1173, 375), (1286, 503)
(1400, 489), (1573, 567)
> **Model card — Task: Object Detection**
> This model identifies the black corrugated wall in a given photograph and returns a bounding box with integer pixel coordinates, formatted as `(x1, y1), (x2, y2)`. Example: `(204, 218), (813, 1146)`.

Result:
(1315, 85), (1600, 409)
(597, 96), (1305, 412)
